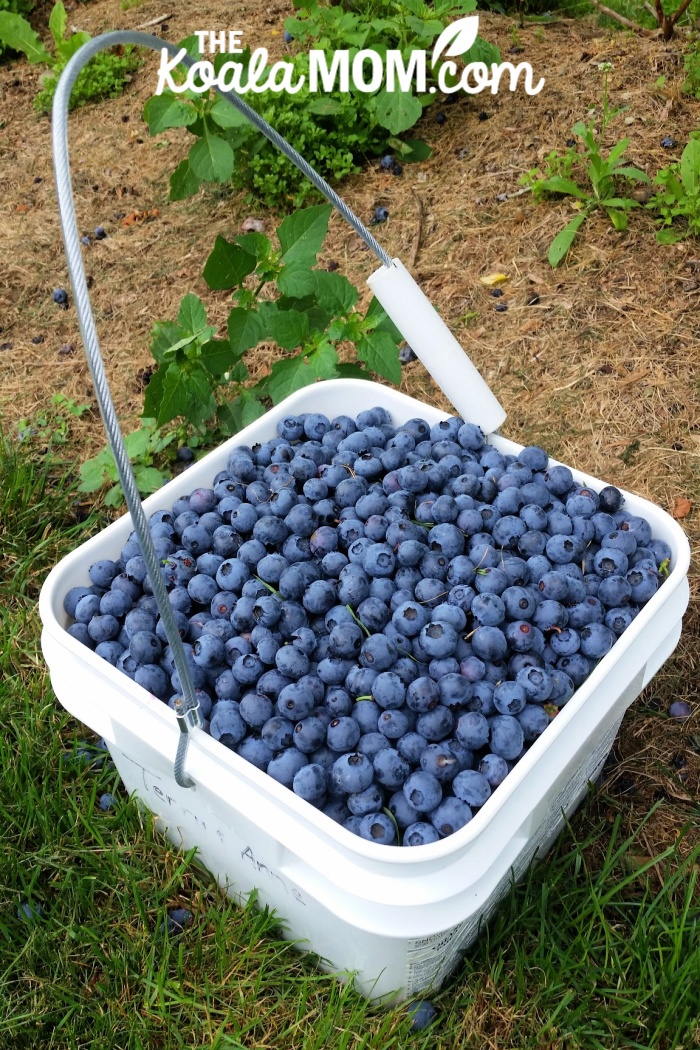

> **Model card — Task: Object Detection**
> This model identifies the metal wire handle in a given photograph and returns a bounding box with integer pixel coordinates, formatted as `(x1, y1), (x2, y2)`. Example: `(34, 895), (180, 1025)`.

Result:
(52, 31), (393, 788)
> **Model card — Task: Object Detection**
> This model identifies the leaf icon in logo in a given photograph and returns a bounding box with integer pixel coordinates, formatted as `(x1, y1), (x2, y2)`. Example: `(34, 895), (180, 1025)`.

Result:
(431, 16), (480, 65)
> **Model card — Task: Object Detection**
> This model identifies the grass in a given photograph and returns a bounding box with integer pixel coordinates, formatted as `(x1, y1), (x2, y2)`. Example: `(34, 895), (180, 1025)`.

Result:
(0, 413), (699, 1049)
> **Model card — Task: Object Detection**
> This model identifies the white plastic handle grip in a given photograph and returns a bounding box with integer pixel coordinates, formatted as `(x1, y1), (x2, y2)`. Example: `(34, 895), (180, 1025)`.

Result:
(367, 258), (507, 436)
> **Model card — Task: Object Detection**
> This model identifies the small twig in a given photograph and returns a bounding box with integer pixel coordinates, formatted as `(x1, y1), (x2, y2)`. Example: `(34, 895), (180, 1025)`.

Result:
(407, 191), (423, 270)
(644, 1), (657, 15)
(672, 0), (694, 24)
(134, 13), (172, 29)
(588, 0), (655, 34)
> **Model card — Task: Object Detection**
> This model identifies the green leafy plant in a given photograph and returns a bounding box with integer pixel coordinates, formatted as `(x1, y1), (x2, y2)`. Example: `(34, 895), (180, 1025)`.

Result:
(525, 69), (649, 266)
(144, 0), (499, 208)
(16, 393), (89, 448)
(648, 135), (700, 243)
(78, 419), (177, 507)
(0, 1), (140, 111)
(587, 0), (694, 40)
(683, 33), (700, 97)
(0, 0), (33, 58)
(141, 203), (403, 434)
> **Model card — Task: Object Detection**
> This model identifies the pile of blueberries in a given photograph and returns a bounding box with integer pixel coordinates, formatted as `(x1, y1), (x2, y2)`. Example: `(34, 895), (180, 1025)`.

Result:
(62, 407), (671, 848)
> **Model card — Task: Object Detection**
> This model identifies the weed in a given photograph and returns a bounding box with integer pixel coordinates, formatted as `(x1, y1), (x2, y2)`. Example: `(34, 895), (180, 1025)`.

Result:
(0, 1), (141, 112)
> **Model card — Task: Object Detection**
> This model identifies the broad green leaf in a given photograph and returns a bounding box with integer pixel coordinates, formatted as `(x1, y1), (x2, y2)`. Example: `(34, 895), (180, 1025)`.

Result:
(307, 98), (344, 116)
(538, 176), (587, 199)
(397, 138), (433, 163)
(313, 271), (358, 315)
(156, 363), (195, 426)
(606, 138), (630, 166)
(548, 214), (586, 267)
(184, 369), (217, 426)
(133, 466), (165, 494)
(54, 30), (90, 62)
(235, 232), (271, 260)
(599, 198), (638, 209)
(656, 227), (687, 244)
(199, 338), (235, 376)
(335, 362), (369, 379)
(123, 427), (152, 459)
(364, 297), (403, 344)
(104, 484), (124, 508)
(307, 342), (339, 380)
(277, 264), (318, 298)
(356, 330), (402, 385)
(177, 293), (207, 335)
(265, 309), (310, 351)
(681, 138), (700, 195)
(229, 360), (248, 383)
(78, 457), (109, 492)
(278, 204), (332, 267)
(374, 89), (423, 135)
(188, 128), (234, 183)
(203, 236), (257, 290)
(49, 1), (67, 46)
(0, 12), (52, 63)
(265, 355), (316, 404)
(142, 365), (167, 419)
(461, 36), (500, 65)
(218, 391), (266, 434)
(605, 208), (628, 231)
(143, 93), (198, 134)
(209, 96), (248, 128)
(227, 307), (265, 357)
(151, 321), (188, 362)
(169, 158), (202, 201)
(613, 165), (650, 184)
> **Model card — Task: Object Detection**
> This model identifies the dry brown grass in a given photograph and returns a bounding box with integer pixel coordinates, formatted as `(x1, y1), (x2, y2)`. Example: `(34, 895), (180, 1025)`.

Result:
(0, 2), (698, 858)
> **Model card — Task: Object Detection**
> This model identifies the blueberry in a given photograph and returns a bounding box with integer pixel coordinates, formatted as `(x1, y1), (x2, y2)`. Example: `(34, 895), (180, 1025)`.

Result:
(99, 793), (116, 811)
(668, 700), (692, 719)
(94, 226), (107, 240)
(403, 822), (440, 847)
(435, 111), (446, 124)
(430, 796), (472, 836)
(17, 901), (44, 923)
(380, 154), (394, 169)
(53, 288), (68, 305)
(660, 135), (677, 149)
(372, 206), (389, 224)
(495, 302), (508, 313)
(163, 907), (193, 937)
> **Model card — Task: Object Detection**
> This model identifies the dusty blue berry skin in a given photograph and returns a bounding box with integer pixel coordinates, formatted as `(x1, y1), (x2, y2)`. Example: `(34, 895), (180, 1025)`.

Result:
(63, 406), (666, 848)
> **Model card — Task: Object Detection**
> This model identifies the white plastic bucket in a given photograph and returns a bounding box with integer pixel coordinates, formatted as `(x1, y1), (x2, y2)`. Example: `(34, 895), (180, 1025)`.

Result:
(39, 380), (691, 1003)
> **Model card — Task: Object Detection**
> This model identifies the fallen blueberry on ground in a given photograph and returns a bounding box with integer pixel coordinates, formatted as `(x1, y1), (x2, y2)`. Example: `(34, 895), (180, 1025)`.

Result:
(660, 136), (677, 149)
(435, 112), (446, 125)
(162, 907), (193, 936)
(81, 235), (91, 246)
(407, 999), (439, 1032)
(371, 206), (389, 224)
(380, 154), (394, 170)
(391, 163), (403, 176)
(490, 288), (504, 298)
(17, 901), (44, 923)
(283, 30), (294, 43)
(94, 226), (107, 240)
(399, 344), (417, 364)
(99, 793), (116, 811)
(495, 302), (508, 312)
(669, 700), (691, 719)
(177, 446), (195, 463)
(53, 289), (68, 305)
